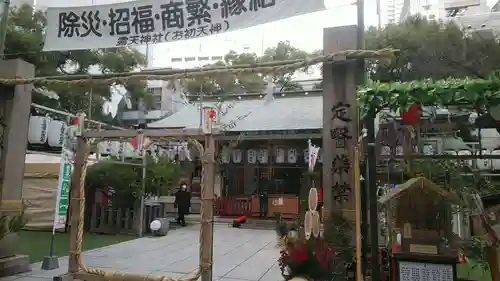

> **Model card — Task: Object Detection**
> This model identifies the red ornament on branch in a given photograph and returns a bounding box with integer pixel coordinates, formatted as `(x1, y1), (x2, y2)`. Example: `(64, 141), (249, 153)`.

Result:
(401, 103), (422, 126)
(208, 109), (216, 119)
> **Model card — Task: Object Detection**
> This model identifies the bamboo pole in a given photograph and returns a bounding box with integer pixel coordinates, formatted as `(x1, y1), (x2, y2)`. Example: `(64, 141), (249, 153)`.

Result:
(68, 137), (88, 273)
(354, 146), (362, 281)
(200, 134), (215, 281)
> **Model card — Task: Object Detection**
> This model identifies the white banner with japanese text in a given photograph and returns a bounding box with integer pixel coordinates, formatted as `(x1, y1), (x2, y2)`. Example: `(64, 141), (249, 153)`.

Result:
(43, 0), (326, 51)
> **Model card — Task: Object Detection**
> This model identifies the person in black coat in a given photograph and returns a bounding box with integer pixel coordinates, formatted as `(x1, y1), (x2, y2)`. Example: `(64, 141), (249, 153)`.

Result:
(174, 183), (191, 226)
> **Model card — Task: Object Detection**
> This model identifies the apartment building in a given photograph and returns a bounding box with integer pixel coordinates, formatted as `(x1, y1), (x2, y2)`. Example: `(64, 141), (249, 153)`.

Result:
(385, 0), (492, 23)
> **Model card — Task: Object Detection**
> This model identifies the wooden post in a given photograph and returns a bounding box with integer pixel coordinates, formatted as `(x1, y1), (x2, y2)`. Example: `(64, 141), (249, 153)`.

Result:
(68, 137), (88, 273)
(201, 134), (215, 281)
(322, 25), (359, 224)
(486, 246), (500, 281)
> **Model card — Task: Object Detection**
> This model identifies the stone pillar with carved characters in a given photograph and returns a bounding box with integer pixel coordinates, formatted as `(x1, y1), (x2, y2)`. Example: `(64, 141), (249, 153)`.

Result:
(322, 26), (359, 226)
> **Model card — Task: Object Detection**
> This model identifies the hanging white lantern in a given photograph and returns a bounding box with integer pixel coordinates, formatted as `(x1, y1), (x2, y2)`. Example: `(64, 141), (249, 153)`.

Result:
(492, 150), (500, 170)
(423, 144), (435, 155)
(63, 125), (78, 151)
(303, 149), (309, 163)
(28, 116), (49, 144)
(47, 120), (66, 148)
(381, 146), (391, 156)
(247, 149), (257, 164)
(258, 148), (268, 164)
(117, 142), (125, 157)
(177, 145), (187, 161)
(275, 147), (285, 163)
(476, 150), (491, 171)
(168, 148), (176, 160)
(158, 148), (167, 157)
(458, 150), (473, 167)
(395, 145), (404, 156)
(232, 149), (242, 163)
(98, 141), (113, 155)
(181, 142), (192, 161)
(221, 147), (231, 164)
(287, 148), (297, 163)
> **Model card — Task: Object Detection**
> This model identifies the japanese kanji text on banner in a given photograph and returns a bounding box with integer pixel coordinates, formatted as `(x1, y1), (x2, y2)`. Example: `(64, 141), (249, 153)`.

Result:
(53, 148), (72, 231)
(43, 0), (326, 51)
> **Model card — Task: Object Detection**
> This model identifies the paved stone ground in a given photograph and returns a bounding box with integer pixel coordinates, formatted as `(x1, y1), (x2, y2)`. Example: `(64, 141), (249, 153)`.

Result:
(1, 225), (282, 281)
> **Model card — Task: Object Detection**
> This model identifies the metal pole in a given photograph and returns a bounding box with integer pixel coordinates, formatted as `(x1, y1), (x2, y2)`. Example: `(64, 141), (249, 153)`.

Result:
(354, 146), (362, 281)
(361, 158), (369, 276)
(357, 0), (380, 280)
(367, 116), (380, 281)
(138, 153), (147, 237)
(0, 0), (10, 56)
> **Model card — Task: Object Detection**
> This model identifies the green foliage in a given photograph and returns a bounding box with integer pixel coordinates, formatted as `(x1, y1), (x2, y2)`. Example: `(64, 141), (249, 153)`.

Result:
(85, 156), (184, 207)
(182, 41), (309, 94)
(462, 237), (490, 268)
(5, 4), (147, 121)
(365, 16), (500, 82)
(359, 16), (500, 116)
(408, 159), (497, 200)
(146, 156), (186, 196)
(358, 77), (500, 117)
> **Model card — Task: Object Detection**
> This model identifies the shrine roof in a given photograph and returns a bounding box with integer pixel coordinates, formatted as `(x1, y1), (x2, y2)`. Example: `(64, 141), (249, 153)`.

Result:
(147, 95), (322, 131)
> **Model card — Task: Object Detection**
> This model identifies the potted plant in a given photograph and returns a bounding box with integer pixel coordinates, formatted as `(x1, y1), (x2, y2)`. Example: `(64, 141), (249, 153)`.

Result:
(275, 210), (354, 281)
(0, 205), (28, 259)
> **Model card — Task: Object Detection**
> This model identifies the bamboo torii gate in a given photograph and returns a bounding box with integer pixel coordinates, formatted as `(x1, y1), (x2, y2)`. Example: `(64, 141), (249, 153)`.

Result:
(63, 127), (217, 281)
(0, 26), (396, 281)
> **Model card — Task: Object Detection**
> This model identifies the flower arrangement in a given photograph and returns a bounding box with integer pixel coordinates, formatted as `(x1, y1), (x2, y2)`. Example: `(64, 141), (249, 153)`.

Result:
(275, 210), (354, 281)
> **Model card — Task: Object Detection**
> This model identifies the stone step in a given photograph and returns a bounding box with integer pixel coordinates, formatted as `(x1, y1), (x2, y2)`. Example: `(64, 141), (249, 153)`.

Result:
(0, 255), (30, 277)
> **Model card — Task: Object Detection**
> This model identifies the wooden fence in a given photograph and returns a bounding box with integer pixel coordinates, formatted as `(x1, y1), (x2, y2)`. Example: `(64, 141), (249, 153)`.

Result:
(89, 204), (137, 235)
(214, 196), (252, 217)
(88, 196), (254, 234)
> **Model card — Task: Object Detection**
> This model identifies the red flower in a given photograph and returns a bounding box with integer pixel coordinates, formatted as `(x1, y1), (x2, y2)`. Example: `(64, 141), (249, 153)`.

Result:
(289, 243), (309, 263)
(314, 240), (334, 269)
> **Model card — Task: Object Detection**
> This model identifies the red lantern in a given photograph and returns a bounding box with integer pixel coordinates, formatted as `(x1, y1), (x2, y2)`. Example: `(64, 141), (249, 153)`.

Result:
(208, 109), (216, 119)
(401, 104), (421, 125)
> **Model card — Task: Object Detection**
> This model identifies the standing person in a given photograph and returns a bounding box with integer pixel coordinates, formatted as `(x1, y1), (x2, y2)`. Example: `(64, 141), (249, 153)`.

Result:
(174, 183), (191, 226)
(259, 178), (271, 218)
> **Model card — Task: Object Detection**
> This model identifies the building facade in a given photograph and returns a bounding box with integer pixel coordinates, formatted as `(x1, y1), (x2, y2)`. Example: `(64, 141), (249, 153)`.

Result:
(384, 0), (493, 23)
(118, 78), (187, 126)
